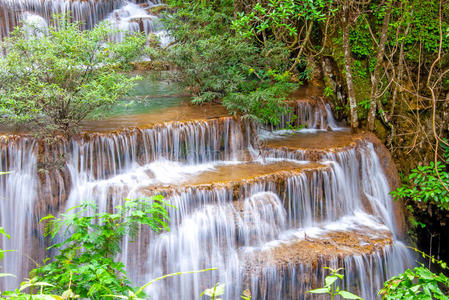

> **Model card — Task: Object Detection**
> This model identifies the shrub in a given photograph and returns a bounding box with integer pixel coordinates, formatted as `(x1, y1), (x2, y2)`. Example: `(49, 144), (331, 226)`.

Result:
(28, 197), (171, 299)
(0, 16), (145, 138)
(391, 146), (449, 213)
(160, 1), (297, 125)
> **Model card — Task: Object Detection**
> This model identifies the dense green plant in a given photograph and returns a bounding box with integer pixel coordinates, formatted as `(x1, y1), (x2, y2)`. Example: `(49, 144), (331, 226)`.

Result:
(0, 15), (145, 138)
(397, 0), (449, 61)
(307, 267), (362, 299)
(23, 196), (171, 299)
(160, 0), (297, 125)
(379, 267), (449, 299)
(232, 0), (334, 71)
(349, 18), (374, 60)
(1, 226), (217, 299)
(232, 0), (333, 44)
(379, 250), (449, 299)
(391, 149), (449, 212)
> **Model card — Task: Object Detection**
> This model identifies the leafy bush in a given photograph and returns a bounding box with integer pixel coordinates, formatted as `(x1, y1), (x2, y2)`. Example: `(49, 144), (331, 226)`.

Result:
(161, 1), (297, 125)
(0, 16), (145, 138)
(391, 151), (449, 212)
(1, 198), (222, 300)
(232, 0), (332, 44)
(25, 197), (171, 299)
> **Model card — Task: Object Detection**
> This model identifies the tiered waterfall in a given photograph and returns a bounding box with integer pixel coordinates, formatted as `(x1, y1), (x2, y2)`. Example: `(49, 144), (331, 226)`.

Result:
(0, 90), (414, 299)
(0, 0), (167, 43)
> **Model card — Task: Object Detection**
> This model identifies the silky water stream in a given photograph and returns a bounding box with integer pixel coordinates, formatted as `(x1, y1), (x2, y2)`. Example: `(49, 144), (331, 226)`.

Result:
(0, 84), (414, 299)
(0, 0), (168, 43)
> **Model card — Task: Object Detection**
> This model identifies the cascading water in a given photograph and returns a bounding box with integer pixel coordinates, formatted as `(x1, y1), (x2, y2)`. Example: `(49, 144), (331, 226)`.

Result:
(0, 0), (167, 43)
(0, 137), (39, 289)
(0, 0), (123, 39)
(103, 1), (170, 45)
(0, 94), (414, 298)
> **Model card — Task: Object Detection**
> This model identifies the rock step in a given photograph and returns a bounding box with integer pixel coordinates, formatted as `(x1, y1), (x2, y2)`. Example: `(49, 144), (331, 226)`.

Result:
(81, 102), (230, 132)
(246, 225), (393, 268)
(260, 130), (367, 161)
(262, 130), (358, 151)
(142, 207), (412, 300)
(141, 160), (327, 192)
(242, 229), (411, 300)
(125, 160), (373, 229)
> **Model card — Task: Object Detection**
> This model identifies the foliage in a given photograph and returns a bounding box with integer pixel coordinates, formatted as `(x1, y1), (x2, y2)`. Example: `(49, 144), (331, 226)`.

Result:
(0, 15), (145, 137)
(398, 0), (449, 60)
(28, 196), (171, 299)
(307, 267), (363, 299)
(379, 247), (449, 299)
(391, 150), (449, 212)
(222, 81), (295, 125)
(232, 0), (332, 42)
(379, 266), (449, 299)
(160, 0), (298, 125)
(349, 18), (374, 60)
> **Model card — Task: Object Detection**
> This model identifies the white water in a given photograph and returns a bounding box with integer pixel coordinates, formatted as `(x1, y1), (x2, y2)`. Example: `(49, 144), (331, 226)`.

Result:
(0, 0), (168, 44)
(0, 99), (414, 298)
(271, 98), (344, 131)
(0, 137), (38, 289)
(104, 1), (170, 45)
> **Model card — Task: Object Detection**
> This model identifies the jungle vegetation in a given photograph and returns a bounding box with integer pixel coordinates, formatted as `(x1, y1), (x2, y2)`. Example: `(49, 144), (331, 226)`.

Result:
(154, 0), (449, 274)
(0, 0), (448, 298)
(0, 16), (145, 139)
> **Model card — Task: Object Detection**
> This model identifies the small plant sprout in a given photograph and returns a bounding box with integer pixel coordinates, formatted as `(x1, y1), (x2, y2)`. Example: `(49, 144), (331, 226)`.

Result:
(307, 267), (363, 300)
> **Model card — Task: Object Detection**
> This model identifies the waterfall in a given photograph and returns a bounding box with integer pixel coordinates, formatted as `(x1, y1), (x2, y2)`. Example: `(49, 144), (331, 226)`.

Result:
(0, 97), (414, 299)
(270, 97), (342, 131)
(0, 136), (39, 289)
(0, 0), (167, 43)
(103, 1), (170, 45)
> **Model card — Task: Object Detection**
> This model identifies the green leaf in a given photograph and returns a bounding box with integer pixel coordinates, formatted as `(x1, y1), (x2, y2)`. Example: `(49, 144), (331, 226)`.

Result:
(307, 287), (330, 294)
(201, 283), (226, 297)
(338, 290), (363, 299)
(410, 284), (421, 293)
(0, 227), (10, 239)
(39, 214), (56, 224)
(19, 281), (55, 291)
(325, 275), (338, 287)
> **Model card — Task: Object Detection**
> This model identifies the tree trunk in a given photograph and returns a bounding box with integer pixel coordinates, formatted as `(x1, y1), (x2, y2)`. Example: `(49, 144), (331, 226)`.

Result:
(341, 7), (358, 129)
(368, 0), (393, 130)
(289, 22), (314, 72)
